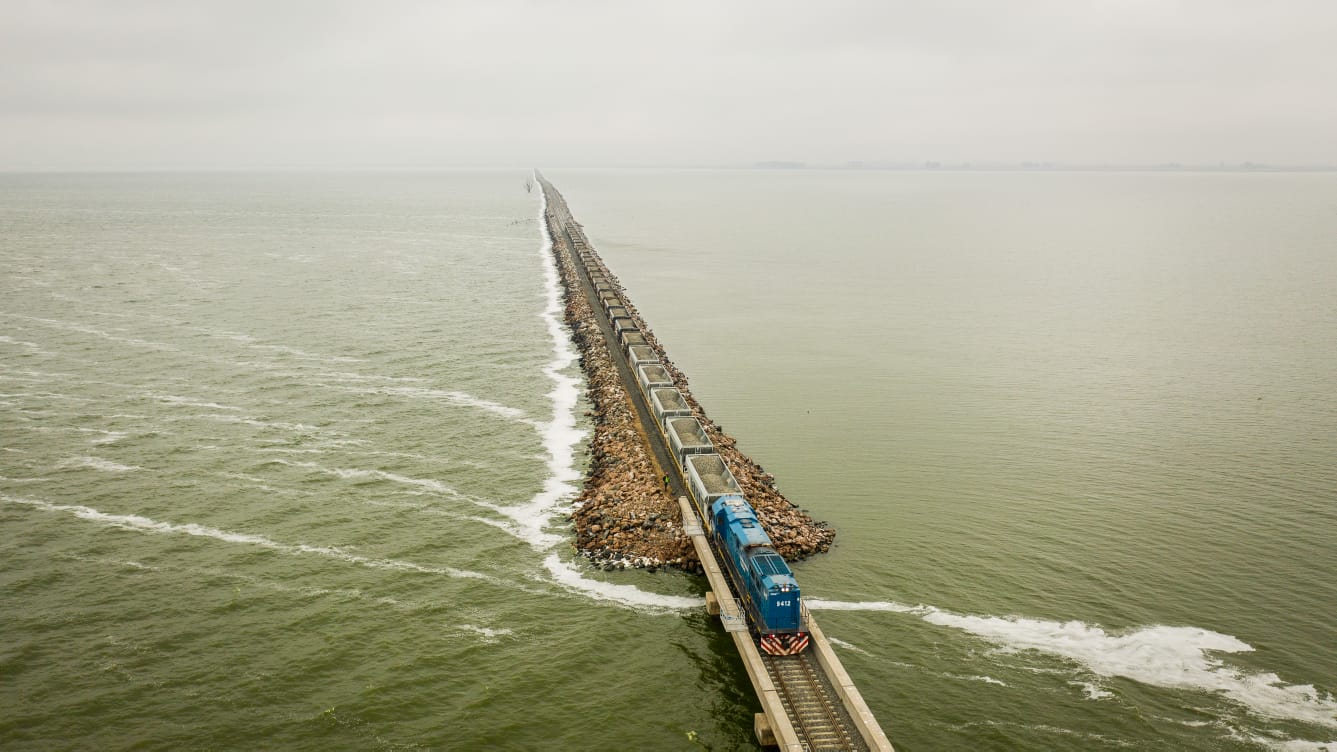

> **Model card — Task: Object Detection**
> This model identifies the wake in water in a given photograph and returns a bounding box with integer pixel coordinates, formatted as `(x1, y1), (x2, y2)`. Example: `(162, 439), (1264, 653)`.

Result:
(411, 178), (693, 613)
(320, 384), (530, 422)
(2, 493), (502, 583)
(267, 458), (471, 499)
(0, 184), (702, 620)
(505, 181), (664, 606)
(808, 598), (1337, 739)
(503, 184), (586, 548)
(542, 553), (699, 611)
(1, 312), (183, 354)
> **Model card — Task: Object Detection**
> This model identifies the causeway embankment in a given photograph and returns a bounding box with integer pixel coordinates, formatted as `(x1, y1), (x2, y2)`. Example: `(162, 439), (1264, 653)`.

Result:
(542, 183), (835, 572)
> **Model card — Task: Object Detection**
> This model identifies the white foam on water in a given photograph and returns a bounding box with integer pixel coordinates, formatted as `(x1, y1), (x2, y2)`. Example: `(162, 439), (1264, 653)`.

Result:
(1168, 718), (1216, 728)
(312, 371), (426, 384)
(826, 636), (871, 656)
(0, 366), (80, 384)
(543, 553), (701, 612)
(0, 335), (55, 356)
(218, 471), (289, 495)
(7, 314), (181, 353)
(248, 343), (364, 363)
(56, 553), (159, 571)
(920, 614), (1337, 729)
(806, 599), (922, 613)
(515, 183), (705, 614)
(461, 513), (559, 548)
(271, 459), (479, 502)
(267, 460), (522, 528)
(181, 326), (361, 371)
(954, 674), (1008, 687)
(806, 598), (1337, 729)
(446, 390), (530, 422)
(1070, 680), (1114, 700)
(257, 447), (328, 455)
(78, 428), (129, 445)
(461, 515), (527, 536)
(489, 186), (589, 552)
(178, 413), (318, 432)
(456, 624), (515, 642)
(59, 456), (141, 473)
(227, 333), (258, 344)
(328, 384), (529, 422)
(1237, 734), (1337, 751)
(152, 394), (245, 411)
(0, 390), (93, 404)
(3, 494), (492, 581)
(307, 437), (370, 448)
(359, 450), (434, 462)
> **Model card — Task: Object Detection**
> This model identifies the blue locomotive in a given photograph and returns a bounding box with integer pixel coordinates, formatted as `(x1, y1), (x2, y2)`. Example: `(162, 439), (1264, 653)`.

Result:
(708, 495), (809, 655)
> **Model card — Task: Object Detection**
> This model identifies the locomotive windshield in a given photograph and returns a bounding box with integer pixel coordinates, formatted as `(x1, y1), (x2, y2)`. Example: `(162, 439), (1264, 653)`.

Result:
(754, 553), (791, 577)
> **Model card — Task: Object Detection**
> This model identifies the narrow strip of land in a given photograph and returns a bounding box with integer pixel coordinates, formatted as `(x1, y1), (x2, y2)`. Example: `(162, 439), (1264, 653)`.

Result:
(541, 177), (834, 571)
(541, 174), (894, 751)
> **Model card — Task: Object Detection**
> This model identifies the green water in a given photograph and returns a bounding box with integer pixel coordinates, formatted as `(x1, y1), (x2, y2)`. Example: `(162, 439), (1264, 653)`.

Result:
(2, 169), (1335, 750)
(550, 169), (1337, 750)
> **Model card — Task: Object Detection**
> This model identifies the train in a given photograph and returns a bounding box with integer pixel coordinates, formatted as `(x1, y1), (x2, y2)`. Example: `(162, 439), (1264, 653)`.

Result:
(555, 211), (810, 656)
(664, 411), (810, 656)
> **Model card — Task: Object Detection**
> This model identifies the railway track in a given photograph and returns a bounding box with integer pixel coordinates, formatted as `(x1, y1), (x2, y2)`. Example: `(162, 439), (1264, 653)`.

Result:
(541, 174), (892, 751)
(762, 652), (866, 751)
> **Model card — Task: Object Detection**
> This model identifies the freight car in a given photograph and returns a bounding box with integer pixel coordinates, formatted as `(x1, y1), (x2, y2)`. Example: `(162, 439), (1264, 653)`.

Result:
(636, 363), (674, 392)
(620, 330), (647, 351)
(665, 417), (712, 465)
(649, 387), (693, 424)
(551, 185), (809, 654)
(611, 317), (638, 336)
(628, 346), (659, 369)
(627, 353), (810, 655)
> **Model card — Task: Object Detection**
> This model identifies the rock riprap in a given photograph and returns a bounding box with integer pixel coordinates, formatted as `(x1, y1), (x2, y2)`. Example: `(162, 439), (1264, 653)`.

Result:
(544, 193), (834, 572)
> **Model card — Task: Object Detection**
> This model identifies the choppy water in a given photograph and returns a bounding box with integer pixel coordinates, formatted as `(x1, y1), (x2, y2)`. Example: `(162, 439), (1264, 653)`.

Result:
(549, 169), (1337, 750)
(2, 169), (1335, 750)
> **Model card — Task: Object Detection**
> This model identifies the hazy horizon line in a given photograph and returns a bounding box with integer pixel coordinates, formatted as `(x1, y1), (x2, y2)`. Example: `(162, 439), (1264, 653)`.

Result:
(3, 161), (1336, 174)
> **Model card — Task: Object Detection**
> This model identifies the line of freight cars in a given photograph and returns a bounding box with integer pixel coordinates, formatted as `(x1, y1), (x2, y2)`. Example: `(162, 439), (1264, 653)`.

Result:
(557, 215), (810, 657)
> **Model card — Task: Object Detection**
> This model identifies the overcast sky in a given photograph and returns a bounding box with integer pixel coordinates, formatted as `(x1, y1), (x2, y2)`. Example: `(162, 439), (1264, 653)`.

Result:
(3, 0), (1334, 169)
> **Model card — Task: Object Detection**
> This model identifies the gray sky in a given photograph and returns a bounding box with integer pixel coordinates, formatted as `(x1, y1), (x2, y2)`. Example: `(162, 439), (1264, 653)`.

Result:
(3, 0), (1334, 169)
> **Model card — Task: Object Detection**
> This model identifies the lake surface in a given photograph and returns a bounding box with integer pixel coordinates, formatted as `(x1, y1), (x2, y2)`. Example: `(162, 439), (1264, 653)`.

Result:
(3, 169), (1335, 750)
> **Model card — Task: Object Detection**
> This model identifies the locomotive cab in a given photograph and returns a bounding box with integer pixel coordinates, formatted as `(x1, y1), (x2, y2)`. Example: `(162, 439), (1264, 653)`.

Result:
(750, 550), (810, 655)
(709, 496), (811, 655)
(750, 552), (801, 631)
